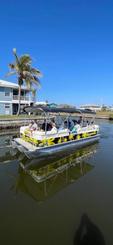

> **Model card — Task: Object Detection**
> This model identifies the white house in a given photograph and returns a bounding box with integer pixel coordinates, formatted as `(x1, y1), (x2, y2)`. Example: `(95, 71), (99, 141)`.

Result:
(0, 80), (34, 115)
(80, 104), (102, 112)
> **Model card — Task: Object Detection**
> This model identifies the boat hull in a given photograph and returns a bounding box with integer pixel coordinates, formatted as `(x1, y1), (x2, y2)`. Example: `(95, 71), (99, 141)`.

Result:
(13, 134), (100, 159)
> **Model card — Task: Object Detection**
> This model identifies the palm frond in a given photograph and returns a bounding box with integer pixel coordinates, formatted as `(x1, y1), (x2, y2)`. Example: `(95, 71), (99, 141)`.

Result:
(8, 63), (15, 70)
(25, 79), (31, 89)
(13, 49), (20, 66)
(23, 71), (34, 80)
(8, 63), (20, 73)
(31, 87), (36, 96)
(6, 71), (17, 77)
(19, 55), (32, 65)
(31, 76), (41, 88)
(30, 67), (42, 77)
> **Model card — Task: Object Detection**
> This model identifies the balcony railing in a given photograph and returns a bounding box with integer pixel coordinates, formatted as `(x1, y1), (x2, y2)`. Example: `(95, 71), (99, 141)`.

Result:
(13, 95), (30, 101)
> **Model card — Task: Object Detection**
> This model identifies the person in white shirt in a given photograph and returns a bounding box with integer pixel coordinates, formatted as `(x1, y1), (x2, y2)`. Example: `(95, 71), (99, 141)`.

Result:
(50, 122), (57, 134)
(29, 120), (38, 131)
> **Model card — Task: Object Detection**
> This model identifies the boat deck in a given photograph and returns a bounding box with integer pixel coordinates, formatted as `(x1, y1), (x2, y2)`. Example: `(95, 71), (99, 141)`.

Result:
(14, 138), (38, 152)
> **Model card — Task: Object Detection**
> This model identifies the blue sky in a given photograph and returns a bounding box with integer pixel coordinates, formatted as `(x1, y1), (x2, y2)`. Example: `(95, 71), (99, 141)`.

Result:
(0, 0), (113, 106)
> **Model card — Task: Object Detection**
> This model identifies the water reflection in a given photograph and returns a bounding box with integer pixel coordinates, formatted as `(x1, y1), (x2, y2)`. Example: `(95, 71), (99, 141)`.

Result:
(0, 131), (19, 163)
(16, 145), (97, 202)
(74, 214), (106, 245)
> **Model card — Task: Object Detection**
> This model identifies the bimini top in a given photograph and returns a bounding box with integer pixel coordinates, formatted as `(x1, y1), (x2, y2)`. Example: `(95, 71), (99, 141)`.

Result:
(24, 105), (96, 115)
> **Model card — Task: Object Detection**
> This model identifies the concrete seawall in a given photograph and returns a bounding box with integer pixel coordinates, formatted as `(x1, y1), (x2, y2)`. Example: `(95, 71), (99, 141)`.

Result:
(0, 115), (109, 130)
(0, 118), (42, 130)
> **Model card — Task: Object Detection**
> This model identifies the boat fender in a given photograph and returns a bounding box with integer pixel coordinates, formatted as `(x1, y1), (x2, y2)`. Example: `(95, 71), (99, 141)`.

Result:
(41, 138), (48, 146)
(47, 138), (55, 145)
(69, 134), (74, 140)
(82, 133), (87, 138)
(63, 137), (67, 142)
(76, 135), (80, 140)
(32, 138), (38, 146)
(58, 137), (62, 143)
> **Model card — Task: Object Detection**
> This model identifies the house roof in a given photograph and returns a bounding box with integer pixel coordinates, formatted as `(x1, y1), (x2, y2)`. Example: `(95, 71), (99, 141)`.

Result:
(0, 80), (30, 91)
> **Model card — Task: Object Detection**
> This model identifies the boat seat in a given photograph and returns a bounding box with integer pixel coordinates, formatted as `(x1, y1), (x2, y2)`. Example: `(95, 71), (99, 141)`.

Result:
(58, 128), (69, 136)
(31, 128), (69, 140)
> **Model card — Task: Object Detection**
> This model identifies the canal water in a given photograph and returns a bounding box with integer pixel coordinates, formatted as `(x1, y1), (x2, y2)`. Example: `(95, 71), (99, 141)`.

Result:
(0, 120), (113, 245)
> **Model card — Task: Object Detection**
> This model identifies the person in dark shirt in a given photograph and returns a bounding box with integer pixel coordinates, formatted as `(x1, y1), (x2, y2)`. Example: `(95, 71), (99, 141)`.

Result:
(42, 120), (52, 131)
(78, 116), (82, 124)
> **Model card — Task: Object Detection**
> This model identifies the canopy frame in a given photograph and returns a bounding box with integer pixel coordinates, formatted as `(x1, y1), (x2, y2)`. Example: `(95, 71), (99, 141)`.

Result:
(23, 105), (96, 115)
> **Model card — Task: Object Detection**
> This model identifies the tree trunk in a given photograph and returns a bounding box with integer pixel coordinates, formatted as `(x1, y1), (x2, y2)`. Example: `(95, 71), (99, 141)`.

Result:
(17, 85), (21, 116)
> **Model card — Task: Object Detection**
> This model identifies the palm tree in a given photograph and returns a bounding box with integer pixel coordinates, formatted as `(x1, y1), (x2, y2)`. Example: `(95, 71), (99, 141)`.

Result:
(7, 48), (42, 115)
(31, 88), (36, 103)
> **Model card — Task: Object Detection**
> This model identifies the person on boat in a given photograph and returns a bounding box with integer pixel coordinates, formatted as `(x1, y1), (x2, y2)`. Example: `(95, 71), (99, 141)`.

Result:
(42, 119), (52, 131)
(63, 120), (67, 129)
(28, 120), (33, 129)
(82, 119), (90, 127)
(29, 120), (38, 131)
(82, 119), (88, 127)
(87, 120), (90, 125)
(73, 119), (78, 124)
(67, 118), (74, 130)
(71, 123), (81, 133)
(55, 115), (63, 128)
(50, 122), (57, 134)
(77, 116), (82, 125)
(91, 119), (94, 124)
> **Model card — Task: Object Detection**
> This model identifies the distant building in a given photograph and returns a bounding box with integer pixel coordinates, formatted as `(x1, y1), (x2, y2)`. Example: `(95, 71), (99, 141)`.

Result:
(108, 106), (113, 111)
(48, 103), (58, 108)
(35, 102), (58, 108)
(35, 101), (48, 106)
(0, 80), (34, 115)
(35, 102), (75, 109)
(59, 104), (76, 108)
(101, 105), (113, 111)
(80, 104), (102, 112)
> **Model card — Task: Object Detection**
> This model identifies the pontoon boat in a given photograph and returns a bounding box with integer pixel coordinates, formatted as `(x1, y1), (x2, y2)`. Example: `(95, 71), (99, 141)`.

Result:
(13, 106), (100, 159)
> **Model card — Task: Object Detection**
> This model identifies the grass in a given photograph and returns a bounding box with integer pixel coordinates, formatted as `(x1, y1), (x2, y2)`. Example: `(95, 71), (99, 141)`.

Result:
(96, 110), (113, 118)
(0, 114), (42, 120)
(96, 110), (113, 115)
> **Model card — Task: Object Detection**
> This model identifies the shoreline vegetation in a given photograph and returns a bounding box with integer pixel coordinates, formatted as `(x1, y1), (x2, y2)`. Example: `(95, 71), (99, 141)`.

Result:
(0, 111), (113, 130)
(0, 110), (112, 119)
(96, 111), (113, 120)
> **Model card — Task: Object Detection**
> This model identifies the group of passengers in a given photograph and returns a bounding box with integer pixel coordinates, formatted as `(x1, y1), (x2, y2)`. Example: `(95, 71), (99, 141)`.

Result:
(29, 119), (57, 133)
(28, 116), (91, 134)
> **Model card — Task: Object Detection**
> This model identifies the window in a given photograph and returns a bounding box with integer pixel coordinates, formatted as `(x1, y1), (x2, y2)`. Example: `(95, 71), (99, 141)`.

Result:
(5, 104), (10, 109)
(5, 91), (10, 96)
